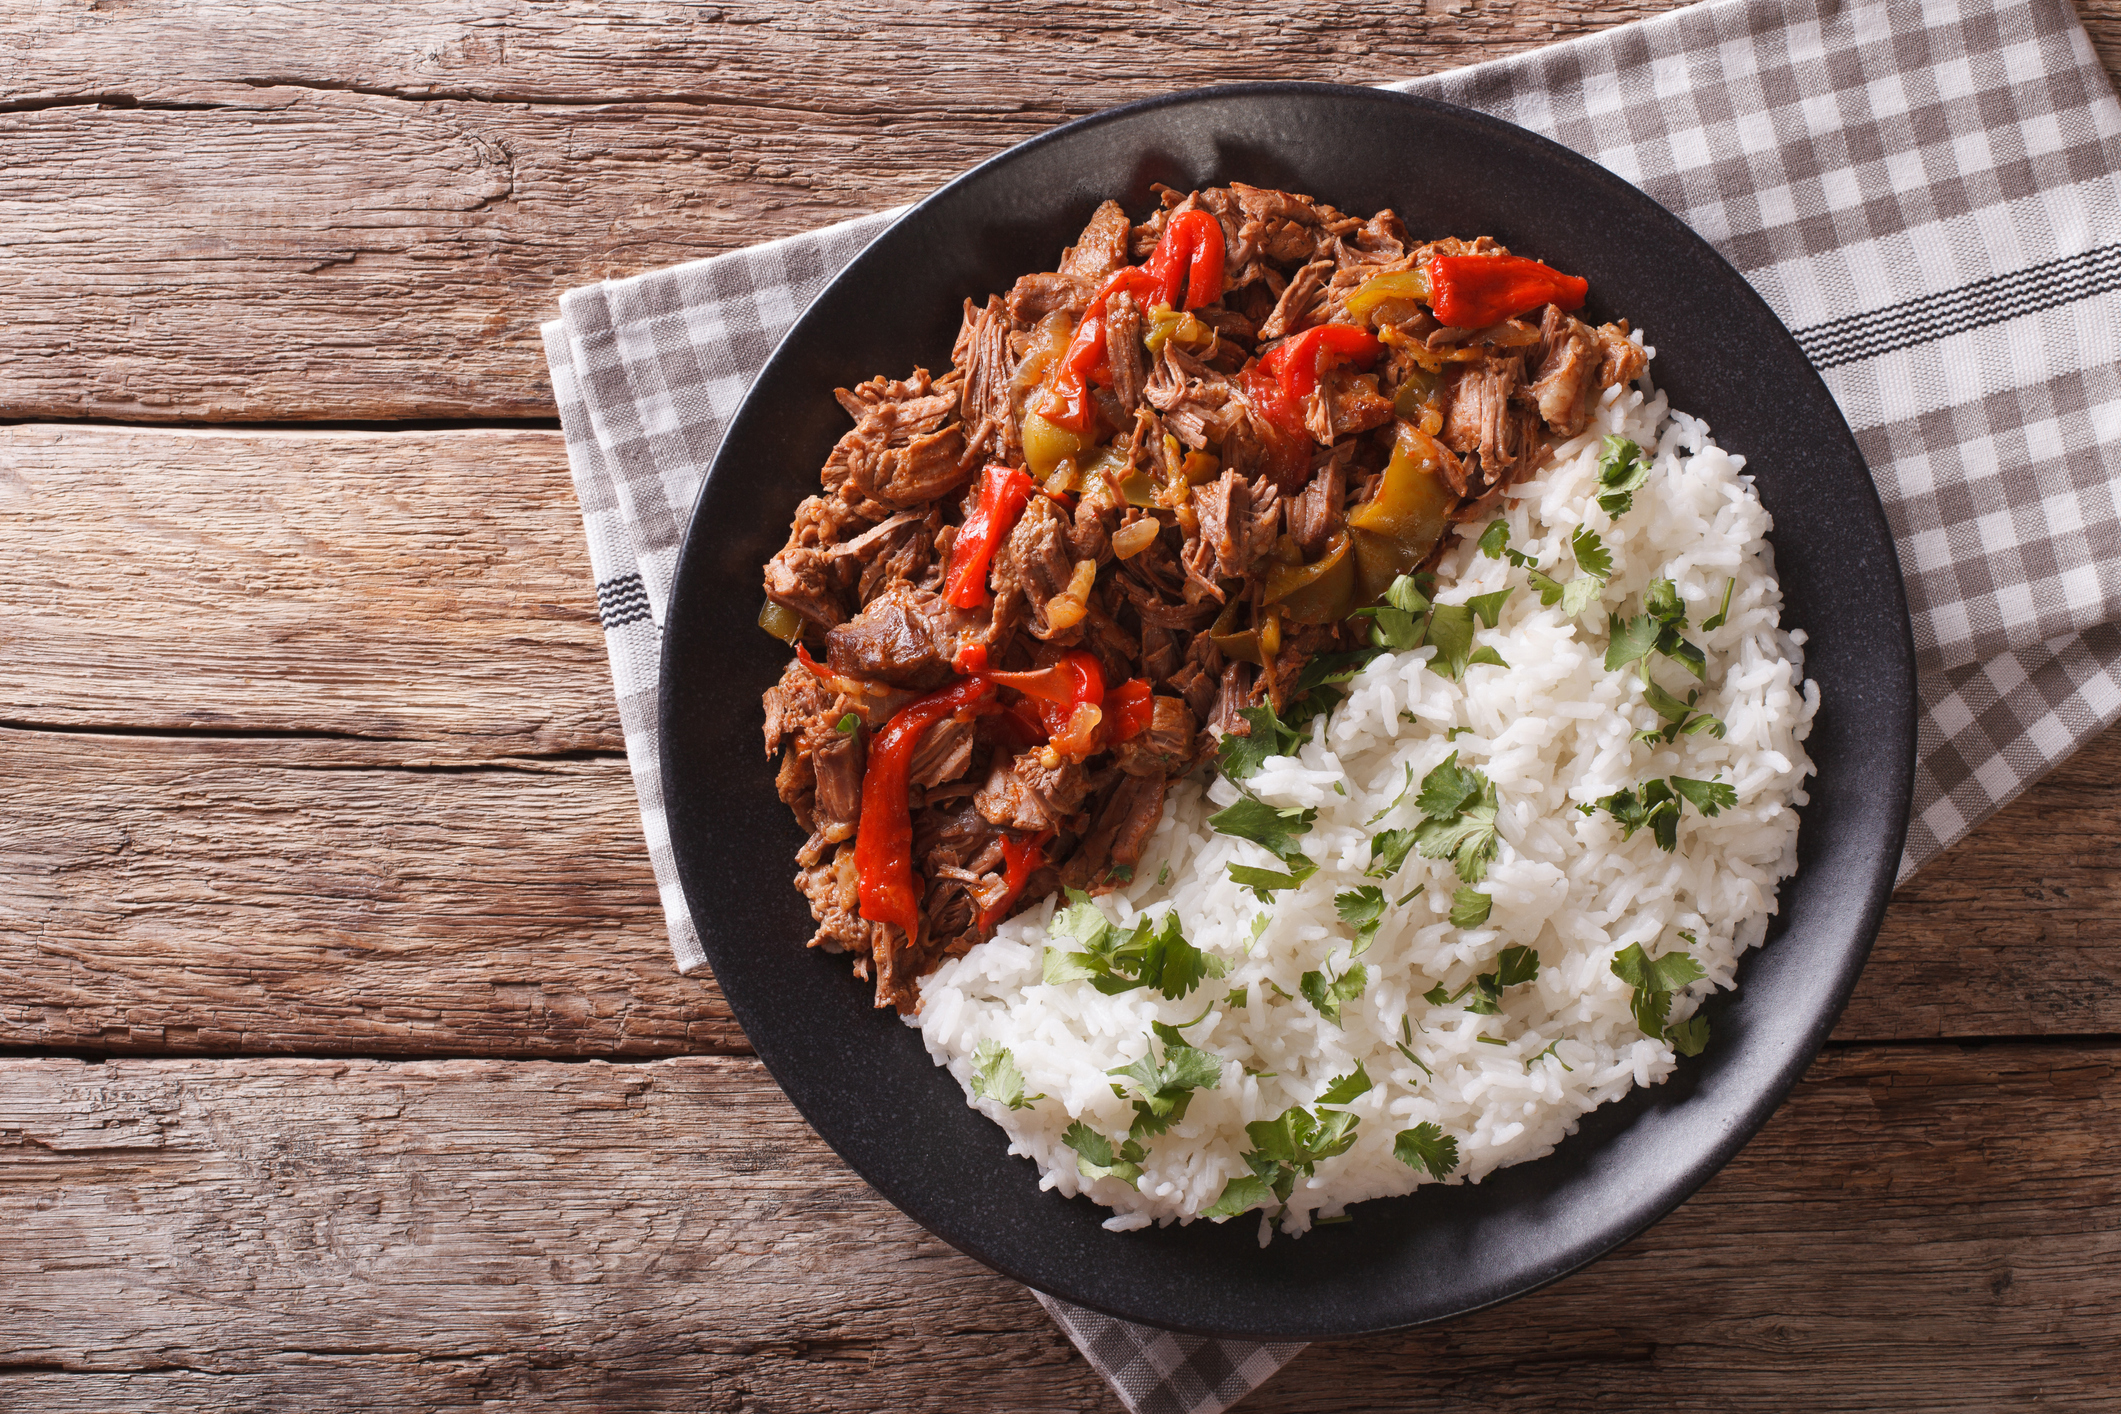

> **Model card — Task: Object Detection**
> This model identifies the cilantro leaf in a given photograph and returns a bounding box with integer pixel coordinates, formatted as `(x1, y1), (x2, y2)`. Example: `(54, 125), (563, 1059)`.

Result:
(1043, 902), (1222, 1000)
(1063, 1122), (1145, 1187)
(1571, 526), (1613, 580)
(1202, 1172), (1277, 1220)
(1612, 941), (1710, 1047)
(1299, 963), (1370, 1027)
(1421, 982), (1452, 1006)
(1449, 885), (1492, 929)
(1135, 912), (1226, 1000)
(1317, 1062), (1374, 1108)
(1393, 1122), (1460, 1180)
(1597, 435), (1651, 518)
(1670, 775), (1738, 816)
(1702, 577), (1735, 632)
(1208, 795), (1317, 865)
(1425, 592), (1512, 681)
(1532, 1038), (1574, 1072)
(1611, 942), (1708, 993)
(1494, 943), (1540, 987)
(1415, 751), (1485, 818)
(1365, 827), (1419, 879)
(1605, 611), (1665, 671)
(1334, 886), (1387, 955)
(1230, 862), (1312, 902)
(1110, 1032), (1224, 1138)
(1666, 1014), (1711, 1057)
(1216, 700), (1302, 780)
(1476, 519), (1526, 566)
(970, 1040), (1044, 1110)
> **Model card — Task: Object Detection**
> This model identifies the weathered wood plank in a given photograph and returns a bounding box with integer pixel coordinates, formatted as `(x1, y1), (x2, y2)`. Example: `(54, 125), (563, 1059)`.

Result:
(1, 714), (2118, 1058)
(0, 1045), (2112, 1410)
(0, 0), (1687, 421)
(0, 425), (613, 754)
(1837, 721), (2121, 1040)
(0, 731), (737, 1057)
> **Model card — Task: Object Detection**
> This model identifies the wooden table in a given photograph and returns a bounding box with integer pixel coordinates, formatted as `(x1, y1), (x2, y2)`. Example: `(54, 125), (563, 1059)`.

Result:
(4, 4), (2119, 1408)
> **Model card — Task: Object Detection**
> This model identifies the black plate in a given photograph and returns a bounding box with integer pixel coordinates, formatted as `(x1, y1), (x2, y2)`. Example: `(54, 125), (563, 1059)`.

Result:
(660, 83), (1915, 1340)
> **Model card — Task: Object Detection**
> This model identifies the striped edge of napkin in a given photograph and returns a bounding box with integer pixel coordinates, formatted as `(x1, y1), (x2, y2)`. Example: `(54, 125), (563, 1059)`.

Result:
(542, 0), (2121, 1407)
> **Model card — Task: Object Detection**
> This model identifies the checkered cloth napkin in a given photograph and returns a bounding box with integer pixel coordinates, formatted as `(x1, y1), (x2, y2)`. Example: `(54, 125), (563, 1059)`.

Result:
(543, 0), (2121, 1406)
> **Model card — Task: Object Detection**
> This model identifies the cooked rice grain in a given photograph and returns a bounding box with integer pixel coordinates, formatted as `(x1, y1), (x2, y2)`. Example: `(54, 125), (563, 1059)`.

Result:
(913, 362), (1817, 1238)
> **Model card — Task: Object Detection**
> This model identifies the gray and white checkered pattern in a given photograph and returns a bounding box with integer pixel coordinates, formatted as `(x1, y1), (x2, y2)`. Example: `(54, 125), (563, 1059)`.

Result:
(544, 0), (2121, 1406)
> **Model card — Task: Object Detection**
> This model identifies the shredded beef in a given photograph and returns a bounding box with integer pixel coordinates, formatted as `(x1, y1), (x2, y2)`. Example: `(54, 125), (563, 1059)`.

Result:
(762, 185), (1644, 1008)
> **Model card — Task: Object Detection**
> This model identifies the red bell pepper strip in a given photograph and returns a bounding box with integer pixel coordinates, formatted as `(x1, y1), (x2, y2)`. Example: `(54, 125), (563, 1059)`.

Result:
(1427, 253), (1587, 329)
(854, 675), (997, 941)
(1145, 210), (1226, 311)
(1034, 304), (1109, 435)
(1258, 323), (1384, 406)
(988, 650), (1108, 759)
(977, 830), (1053, 933)
(944, 464), (1036, 608)
(1102, 677), (1154, 743)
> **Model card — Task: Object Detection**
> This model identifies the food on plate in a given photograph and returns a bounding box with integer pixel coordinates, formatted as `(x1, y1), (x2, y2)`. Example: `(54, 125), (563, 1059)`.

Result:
(760, 184), (1650, 1011)
(761, 187), (1815, 1236)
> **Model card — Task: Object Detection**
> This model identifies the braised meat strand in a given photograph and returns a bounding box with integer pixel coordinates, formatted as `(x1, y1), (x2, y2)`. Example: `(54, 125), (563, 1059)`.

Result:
(758, 185), (1646, 1011)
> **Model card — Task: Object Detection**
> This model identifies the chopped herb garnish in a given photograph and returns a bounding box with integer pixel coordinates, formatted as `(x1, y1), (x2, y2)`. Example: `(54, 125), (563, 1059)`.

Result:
(1248, 913), (1271, 949)
(1230, 862), (1313, 902)
(1212, 1065), (1373, 1221)
(1638, 677), (1726, 743)
(1393, 1122), (1460, 1180)
(1063, 1121), (1145, 1188)
(1490, 521), (1609, 619)
(1157, 862), (1173, 886)
(834, 712), (860, 735)
(1108, 864), (1134, 884)
(1365, 827), (1420, 880)
(1394, 884), (1426, 907)
(1590, 776), (1736, 851)
(1531, 1038), (1574, 1072)
(1426, 945), (1540, 1015)
(1475, 1034), (1509, 1046)
(1611, 940), (1710, 1047)
(1702, 577), (1735, 632)
(1334, 886), (1387, 955)
(1333, 780), (1346, 796)
(1225, 985), (1248, 1009)
(1606, 576), (1707, 681)
(1446, 725), (1471, 740)
(1412, 752), (1502, 883)
(1449, 885), (1492, 929)
(1666, 1013), (1711, 1056)
(1042, 893), (1226, 998)
(1216, 700), (1303, 780)
(1110, 1027), (1224, 1139)
(970, 1040), (1045, 1110)
(1209, 795), (1317, 865)
(1357, 576), (1509, 680)
(1597, 435), (1652, 518)
(1394, 1015), (1434, 1076)
(1201, 1172), (1277, 1220)
(1299, 962), (1371, 1027)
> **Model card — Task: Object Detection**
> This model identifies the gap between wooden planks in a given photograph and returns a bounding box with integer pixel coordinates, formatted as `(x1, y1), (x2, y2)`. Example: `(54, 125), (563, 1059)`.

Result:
(0, 1047), (2113, 1411)
(5, 0), (2121, 422)
(3, 423), (2119, 1057)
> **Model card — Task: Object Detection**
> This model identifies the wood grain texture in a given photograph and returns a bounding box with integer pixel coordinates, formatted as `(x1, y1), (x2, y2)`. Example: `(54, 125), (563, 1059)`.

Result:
(0, 731), (737, 1057)
(0, 1045), (2113, 1410)
(0, 0), (1677, 422)
(0, 424), (613, 753)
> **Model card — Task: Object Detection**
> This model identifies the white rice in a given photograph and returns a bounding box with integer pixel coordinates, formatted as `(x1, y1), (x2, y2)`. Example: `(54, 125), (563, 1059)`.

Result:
(911, 353), (1818, 1240)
